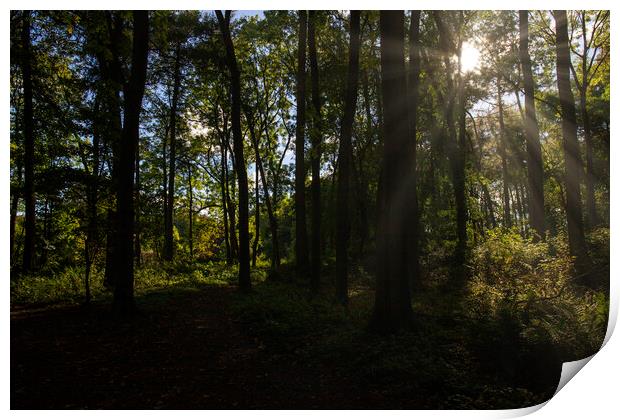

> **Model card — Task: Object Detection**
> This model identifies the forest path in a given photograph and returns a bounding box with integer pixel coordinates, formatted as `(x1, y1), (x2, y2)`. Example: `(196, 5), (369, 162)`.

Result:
(11, 285), (359, 409)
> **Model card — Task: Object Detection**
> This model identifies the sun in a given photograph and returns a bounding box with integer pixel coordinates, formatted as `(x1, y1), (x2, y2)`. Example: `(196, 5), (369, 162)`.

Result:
(460, 41), (480, 73)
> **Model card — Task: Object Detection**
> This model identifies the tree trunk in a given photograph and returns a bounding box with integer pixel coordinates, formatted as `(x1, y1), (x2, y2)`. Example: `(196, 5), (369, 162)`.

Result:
(519, 10), (545, 239)
(497, 79), (511, 228)
(164, 44), (182, 261)
(21, 11), (36, 274)
(372, 11), (414, 333)
(216, 10), (250, 291)
(336, 10), (360, 305)
(246, 109), (281, 269)
(220, 139), (232, 264)
(308, 10), (322, 292)
(85, 105), (100, 305)
(10, 159), (23, 267)
(188, 164), (194, 259)
(134, 129), (141, 266)
(295, 10), (309, 275)
(252, 152), (259, 268)
(554, 10), (588, 270)
(112, 11), (149, 316)
(434, 11), (467, 284)
(406, 10), (421, 290)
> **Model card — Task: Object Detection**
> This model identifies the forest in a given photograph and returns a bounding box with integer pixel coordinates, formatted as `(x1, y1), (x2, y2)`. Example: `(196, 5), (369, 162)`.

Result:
(10, 10), (610, 409)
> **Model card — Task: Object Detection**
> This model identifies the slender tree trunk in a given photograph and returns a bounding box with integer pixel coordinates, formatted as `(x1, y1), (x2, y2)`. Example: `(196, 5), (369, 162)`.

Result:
(252, 153), (259, 267)
(434, 12), (467, 284)
(162, 123), (168, 257)
(497, 80), (511, 228)
(308, 11), (322, 292)
(21, 11), (36, 274)
(112, 11), (149, 315)
(85, 107), (100, 305)
(406, 10), (421, 290)
(519, 10), (545, 239)
(295, 10), (309, 275)
(188, 164), (194, 259)
(216, 10), (250, 291)
(336, 10), (360, 305)
(554, 10), (588, 271)
(372, 11), (414, 333)
(164, 44), (182, 261)
(224, 136), (238, 258)
(10, 159), (23, 266)
(220, 140), (232, 264)
(134, 130), (141, 266)
(246, 110), (281, 269)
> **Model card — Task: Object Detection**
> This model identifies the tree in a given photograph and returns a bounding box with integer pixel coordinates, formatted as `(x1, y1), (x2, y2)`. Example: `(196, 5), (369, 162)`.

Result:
(372, 10), (413, 332)
(164, 43), (182, 261)
(21, 10), (36, 274)
(497, 79), (511, 228)
(519, 10), (545, 240)
(113, 10), (149, 315)
(553, 10), (587, 269)
(308, 10), (322, 292)
(406, 10), (421, 290)
(569, 11), (609, 229)
(216, 10), (251, 291)
(335, 10), (360, 305)
(295, 11), (309, 274)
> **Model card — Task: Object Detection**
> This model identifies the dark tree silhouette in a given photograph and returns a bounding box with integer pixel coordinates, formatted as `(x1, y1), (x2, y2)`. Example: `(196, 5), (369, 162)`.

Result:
(554, 10), (588, 269)
(21, 10), (35, 274)
(497, 79), (511, 228)
(295, 10), (309, 275)
(372, 10), (413, 332)
(216, 10), (251, 291)
(112, 10), (149, 315)
(164, 44), (181, 261)
(335, 10), (360, 305)
(308, 10), (322, 292)
(519, 10), (545, 240)
(407, 10), (421, 290)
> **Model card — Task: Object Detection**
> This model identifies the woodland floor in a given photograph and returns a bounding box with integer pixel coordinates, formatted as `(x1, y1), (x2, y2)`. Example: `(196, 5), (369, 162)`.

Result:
(11, 277), (560, 409)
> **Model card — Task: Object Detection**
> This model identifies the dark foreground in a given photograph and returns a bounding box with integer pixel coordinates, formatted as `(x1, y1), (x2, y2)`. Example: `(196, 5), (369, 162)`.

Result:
(11, 281), (561, 409)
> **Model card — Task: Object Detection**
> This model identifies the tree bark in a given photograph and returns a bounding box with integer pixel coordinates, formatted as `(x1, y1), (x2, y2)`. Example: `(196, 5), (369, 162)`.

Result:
(336, 10), (360, 305)
(216, 10), (251, 291)
(112, 11), (149, 315)
(406, 10), (421, 290)
(554, 10), (588, 270)
(21, 11), (36, 274)
(497, 79), (512, 228)
(519, 10), (545, 239)
(134, 129), (141, 266)
(372, 11), (414, 333)
(295, 11), (309, 275)
(308, 10), (322, 292)
(164, 44), (182, 261)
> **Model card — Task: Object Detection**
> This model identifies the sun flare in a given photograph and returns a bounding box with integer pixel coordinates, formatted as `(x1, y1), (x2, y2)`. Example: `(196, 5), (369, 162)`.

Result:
(461, 41), (480, 73)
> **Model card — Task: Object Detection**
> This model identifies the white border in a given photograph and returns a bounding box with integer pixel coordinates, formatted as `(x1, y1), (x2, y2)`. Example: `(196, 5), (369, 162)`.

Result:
(3, 1), (618, 418)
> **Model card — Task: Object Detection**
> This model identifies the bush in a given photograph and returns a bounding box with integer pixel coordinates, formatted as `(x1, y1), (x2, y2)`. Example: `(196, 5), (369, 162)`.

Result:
(466, 228), (608, 387)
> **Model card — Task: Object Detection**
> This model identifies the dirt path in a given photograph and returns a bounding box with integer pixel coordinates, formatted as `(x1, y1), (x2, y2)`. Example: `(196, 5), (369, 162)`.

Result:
(11, 285), (363, 409)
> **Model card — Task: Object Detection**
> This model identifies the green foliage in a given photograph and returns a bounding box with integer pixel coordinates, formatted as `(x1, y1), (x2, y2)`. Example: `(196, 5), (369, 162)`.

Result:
(468, 229), (607, 365)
